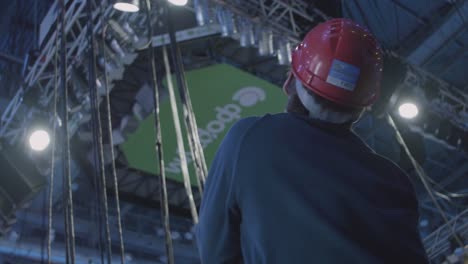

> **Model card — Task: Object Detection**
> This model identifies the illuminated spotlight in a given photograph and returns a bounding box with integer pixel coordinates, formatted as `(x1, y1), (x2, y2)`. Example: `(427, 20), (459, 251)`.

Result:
(168, 0), (188, 6)
(29, 129), (51, 151)
(398, 102), (419, 119)
(113, 0), (140, 12)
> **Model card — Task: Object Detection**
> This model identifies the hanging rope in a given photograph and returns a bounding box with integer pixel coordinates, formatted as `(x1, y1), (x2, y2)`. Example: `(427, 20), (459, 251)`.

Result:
(63, 168), (71, 263)
(183, 71), (209, 184)
(387, 114), (464, 247)
(161, 43), (199, 223)
(101, 11), (126, 264)
(89, 69), (106, 264)
(159, 18), (200, 223)
(58, 0), (76, 263)
(47, 16), (61, 264)
(86, 0), (113, 263)
(89, 70), (105, 264)
(165, 2), (208, 191)
(144, 0), (175, 263)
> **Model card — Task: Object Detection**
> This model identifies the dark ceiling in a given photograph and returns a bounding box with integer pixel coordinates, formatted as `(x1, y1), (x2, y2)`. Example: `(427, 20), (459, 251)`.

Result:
(0, 0), (467, 263)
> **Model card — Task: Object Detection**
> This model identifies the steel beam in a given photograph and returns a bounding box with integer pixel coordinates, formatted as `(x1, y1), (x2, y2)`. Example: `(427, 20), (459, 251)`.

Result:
(423, 208), (468, 260)
(0, 52), (24, 65)
(387, 0), (427, 24)
(438, 163), (468, 188)
(15, 206), (199, 262)
(420, 21), (466, 67)
(213, 0), (323, 42)
(152, 24), (222, 47)
(407, 0), (468, 65)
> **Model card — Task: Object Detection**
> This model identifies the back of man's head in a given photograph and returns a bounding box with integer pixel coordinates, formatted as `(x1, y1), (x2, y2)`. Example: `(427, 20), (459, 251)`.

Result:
(283, 18), (383, 124)
(286, 76), (364, 124)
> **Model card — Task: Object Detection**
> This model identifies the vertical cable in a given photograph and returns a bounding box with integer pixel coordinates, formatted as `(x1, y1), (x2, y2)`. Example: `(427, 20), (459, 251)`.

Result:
(88, 55), (106, 264)
(86, 0), (113, 263)
(165, 1), (208, 190)
(59, 6), (71, 264)
(161, 43), (199, 223)
(387, 114), (464, 247)
(88, 58), (106, 263)
(144, 0), (175, 263)
(59, 0), (76, 263)
(34, 0), (38, 50)
(185, 85), (208, 184)
(159, 5), (199, 223)
(41, 188), (46, 263)
(90, 36), (105, 264)
(63, 168), (71, 264)
(101, 21), (126, 264)
(47, 19), (60, 264)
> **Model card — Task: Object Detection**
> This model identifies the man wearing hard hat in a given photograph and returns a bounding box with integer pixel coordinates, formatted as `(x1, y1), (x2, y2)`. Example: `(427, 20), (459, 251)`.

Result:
(196, 18), (428, 264)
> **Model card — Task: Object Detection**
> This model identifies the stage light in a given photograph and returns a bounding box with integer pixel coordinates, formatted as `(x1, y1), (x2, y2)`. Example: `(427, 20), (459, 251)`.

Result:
(168, 0), (188, 6)
(258, 28), (275, 56)
(29, 129), (51, 151)
(194, 0), (210, 26)
(216, 7), (237, 38)
(398, 102), (419, 119)
(277, 39), (292, 65)
(239, 18), (255, 47)
(113, 0), (140, 12)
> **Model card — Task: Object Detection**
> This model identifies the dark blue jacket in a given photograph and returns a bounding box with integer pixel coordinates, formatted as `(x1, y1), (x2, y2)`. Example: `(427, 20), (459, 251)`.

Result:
(196, 113), (428, 264)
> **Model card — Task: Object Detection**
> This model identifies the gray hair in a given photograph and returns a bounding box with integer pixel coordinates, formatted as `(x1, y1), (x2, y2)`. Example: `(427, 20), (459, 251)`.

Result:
(295, 78), (363, 124)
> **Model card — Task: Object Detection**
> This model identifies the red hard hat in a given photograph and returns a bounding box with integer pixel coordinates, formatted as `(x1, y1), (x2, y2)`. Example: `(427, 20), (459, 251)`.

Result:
(287, 18), (383, 108)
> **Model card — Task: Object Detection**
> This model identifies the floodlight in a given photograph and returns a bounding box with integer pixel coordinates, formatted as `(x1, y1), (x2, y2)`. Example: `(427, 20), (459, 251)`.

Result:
(168, 0), (188, 6)
(113, 0), (140, 12)
(398, 102), (419, 119)
(29, 129), (51, 151)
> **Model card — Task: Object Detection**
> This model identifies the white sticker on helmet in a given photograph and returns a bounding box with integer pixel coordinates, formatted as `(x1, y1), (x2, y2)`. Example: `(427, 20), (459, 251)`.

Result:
(295, 79), (355, 124)
(326, 59), (360, 91)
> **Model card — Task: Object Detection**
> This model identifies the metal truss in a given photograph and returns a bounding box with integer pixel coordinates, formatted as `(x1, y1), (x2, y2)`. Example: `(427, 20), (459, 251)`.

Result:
(423, 208), (468, 261)
(114, 164), (201, 213)
(0, 0), (340, 144)
(14, 202), (198, 263)
(3, 0), (467, 143)
(0, 0), (111, 144)
(403, 65), (468, 132)
(212, 0), (327, 43)
(0, 88), (26, 143)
